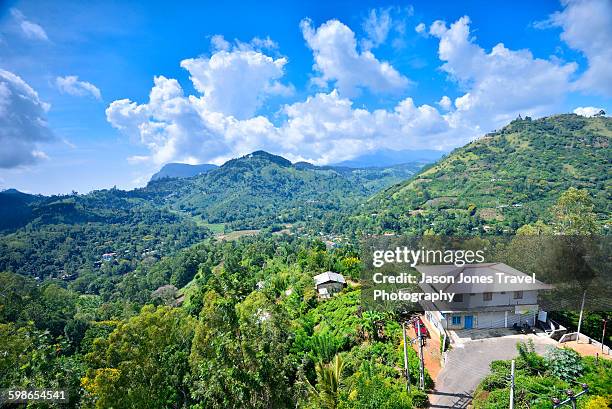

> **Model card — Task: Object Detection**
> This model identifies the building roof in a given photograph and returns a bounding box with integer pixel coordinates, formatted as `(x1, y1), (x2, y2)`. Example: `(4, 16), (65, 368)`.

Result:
(416, 263), (554, 294)
(314, 271), (346, 286)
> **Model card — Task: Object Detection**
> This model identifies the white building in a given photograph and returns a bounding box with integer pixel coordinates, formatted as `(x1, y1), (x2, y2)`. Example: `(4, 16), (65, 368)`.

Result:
(417, 263), (553, 332)
(314, 271), (346, 298)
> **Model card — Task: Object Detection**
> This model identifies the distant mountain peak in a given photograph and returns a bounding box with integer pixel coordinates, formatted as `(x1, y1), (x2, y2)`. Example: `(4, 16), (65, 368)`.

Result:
(233, 151), (292, 167)
(333, 149), (446, 168)
(150, 163), (217, 182)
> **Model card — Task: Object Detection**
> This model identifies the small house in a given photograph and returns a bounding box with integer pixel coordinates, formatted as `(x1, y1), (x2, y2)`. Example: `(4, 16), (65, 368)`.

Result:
(102, 252), (117, 262)
(314, 271), (346, 298)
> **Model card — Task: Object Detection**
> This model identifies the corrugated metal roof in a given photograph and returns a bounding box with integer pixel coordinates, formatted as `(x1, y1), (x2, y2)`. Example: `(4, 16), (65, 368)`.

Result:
(314, 271), (346, 286)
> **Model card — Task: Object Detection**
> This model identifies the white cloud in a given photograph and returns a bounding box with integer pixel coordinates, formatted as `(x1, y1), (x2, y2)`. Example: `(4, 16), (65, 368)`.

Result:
(210, 34), (231, 51)
(10, 8), (48, 41)
(300, 18), (410, 97)
(545, 0), (612, 96)
(56, 76), (102, 99)
(106, 75), (279, 165)
(429, 16), (577, 130)
(362, 8), (393, 49)
(573, 106), (606, 117)
(438, 95), (451, 110)
(0, 70), (54, 168)
(415, 23), (426, 34)
(179, 38), (293, 119)
(361, 6), (413, 50)
(210, 35), (279, 53)
(279, 90), (460, 164)
(106, 69), (468, 168)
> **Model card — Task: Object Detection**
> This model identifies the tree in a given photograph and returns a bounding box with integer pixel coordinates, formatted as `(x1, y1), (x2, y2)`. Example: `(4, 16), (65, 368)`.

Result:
(190, 291), (293, 408)
(308, 354), (345, 409)
(552, 188), (599, 235)
(82, 305), (195, 409)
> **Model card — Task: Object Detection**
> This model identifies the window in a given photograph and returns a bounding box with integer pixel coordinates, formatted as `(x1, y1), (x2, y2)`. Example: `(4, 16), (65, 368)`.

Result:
(454, 294), (464, 302)
(514, 291), (523, 299)
(483, 292), (492, 301)
(452, 316), (461, 325)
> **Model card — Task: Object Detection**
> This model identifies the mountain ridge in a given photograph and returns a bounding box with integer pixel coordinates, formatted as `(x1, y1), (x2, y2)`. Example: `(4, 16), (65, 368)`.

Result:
(150, 163), (218, 181)
(356, 113), (611, 234)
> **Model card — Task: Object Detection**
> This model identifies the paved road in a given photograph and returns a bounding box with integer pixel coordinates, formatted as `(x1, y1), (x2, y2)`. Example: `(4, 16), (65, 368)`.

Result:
(428, 334), (557, 408)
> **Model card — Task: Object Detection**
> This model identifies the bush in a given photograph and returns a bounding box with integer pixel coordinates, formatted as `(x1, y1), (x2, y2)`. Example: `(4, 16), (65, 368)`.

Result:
(410, 390), (429, 408)
(544, 347), (583, 381)
(584, 396), (610, 409)
(480, 373), (508, 392)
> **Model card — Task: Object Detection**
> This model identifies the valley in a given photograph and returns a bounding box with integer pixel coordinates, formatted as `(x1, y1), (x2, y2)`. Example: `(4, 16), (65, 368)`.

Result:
(0, 113), (610, 409)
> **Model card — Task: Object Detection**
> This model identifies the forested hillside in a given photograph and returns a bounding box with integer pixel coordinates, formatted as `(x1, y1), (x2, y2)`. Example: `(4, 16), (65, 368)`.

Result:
(142, 151), (425, 230)
(149, 163), (218, 181)
(353, 114), (611, 235)
(0, 189), (210, 288)
(1, 235), (431, 408)
(0, 153), (424, 292)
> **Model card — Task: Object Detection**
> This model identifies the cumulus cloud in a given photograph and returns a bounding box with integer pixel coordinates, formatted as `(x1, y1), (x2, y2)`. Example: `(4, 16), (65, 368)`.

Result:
(179, 37), (293, 119)
(545, 0), (612, 96)
(109, 13), (599, 170)
(0, 70), (54, 168)
(438, 95), (452, 110)
(56, 76), (102, 99)
(415, 23), (426, 34)
(106, 75), (467, 167)
(573, 106), (606, 117)
(300, 18), (410, 97)
(10, 9), (48, 41)
(429, 16), (577, 130)
(279, 90), (459, 164)
(106, 75), (279, 165)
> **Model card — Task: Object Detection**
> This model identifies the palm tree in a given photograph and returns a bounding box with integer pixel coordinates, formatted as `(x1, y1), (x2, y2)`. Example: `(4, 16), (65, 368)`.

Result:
(308, 354), (345, 409)
(311, 332), (339, 364)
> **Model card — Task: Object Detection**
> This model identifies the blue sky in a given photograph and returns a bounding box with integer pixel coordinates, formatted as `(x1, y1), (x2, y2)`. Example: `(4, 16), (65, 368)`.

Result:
(0, 0), (610, 194)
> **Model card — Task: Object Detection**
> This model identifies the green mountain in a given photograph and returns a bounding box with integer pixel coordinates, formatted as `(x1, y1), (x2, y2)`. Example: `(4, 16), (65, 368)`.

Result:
(0, 189), (209, 284)
(357, 114), (611, 234)
(141, 150), (426, 230)
(0, 152), (427, 283)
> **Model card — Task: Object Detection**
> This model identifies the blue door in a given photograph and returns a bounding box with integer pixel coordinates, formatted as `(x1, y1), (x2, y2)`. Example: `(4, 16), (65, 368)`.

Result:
(464, 315), (473, 329)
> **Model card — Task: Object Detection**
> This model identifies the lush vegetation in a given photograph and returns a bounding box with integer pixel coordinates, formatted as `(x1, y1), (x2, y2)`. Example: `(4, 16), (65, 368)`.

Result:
(353, 114), (611, 235)
(473, 341), (611, 408)
(0, 235), (430, 408)
(142, 151), (424, 231)
(0, 188), (209, 289)
(1, 114), (610, 408)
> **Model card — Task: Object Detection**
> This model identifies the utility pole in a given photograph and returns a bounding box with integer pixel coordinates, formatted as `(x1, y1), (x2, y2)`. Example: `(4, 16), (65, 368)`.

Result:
(401, 321), (411, 392)
(416, 320), (425, 390)
(576, 290), (586, 343)
(551, 384), (588, 409)
(601, 318), (607, 354)
(509, 360), (515, 409)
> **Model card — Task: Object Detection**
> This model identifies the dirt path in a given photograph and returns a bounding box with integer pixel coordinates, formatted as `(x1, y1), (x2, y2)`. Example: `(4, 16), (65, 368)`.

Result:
(559, 340), (612, 359)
